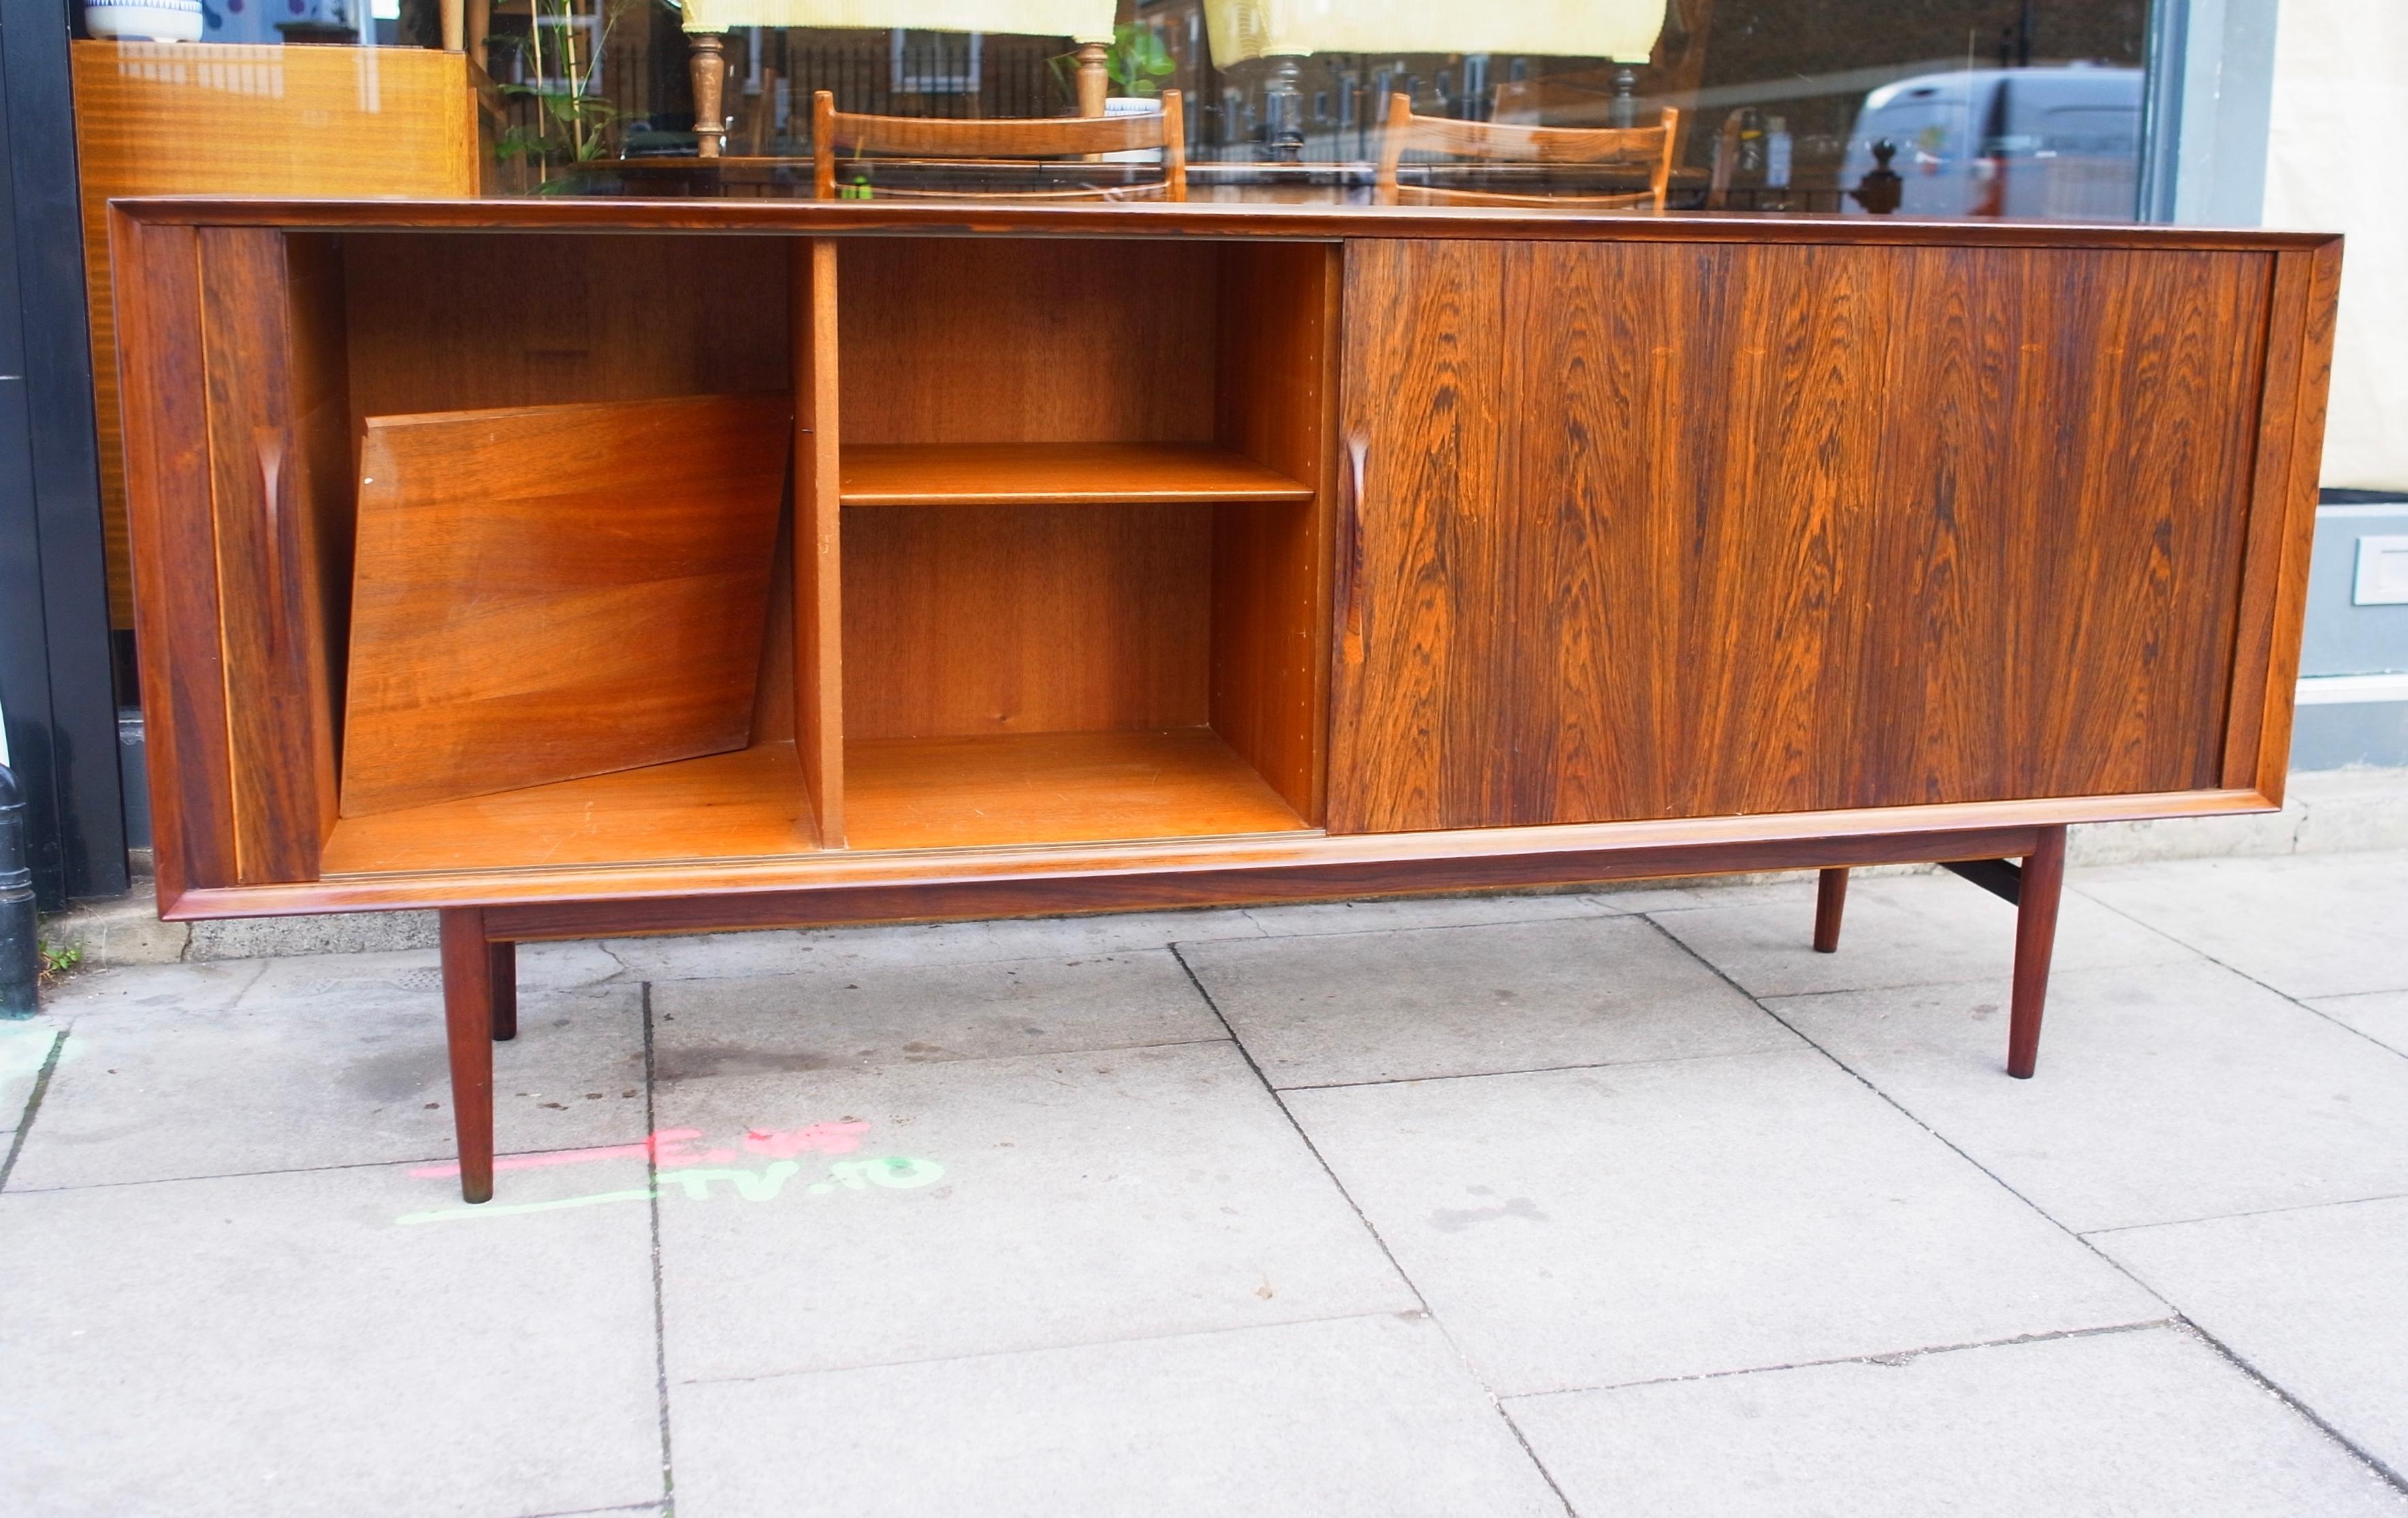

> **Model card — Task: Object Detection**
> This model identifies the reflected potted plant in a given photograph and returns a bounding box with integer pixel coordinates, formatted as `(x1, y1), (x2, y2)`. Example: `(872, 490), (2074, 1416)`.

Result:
(1052, 22), (1174, 163)
(492, 0), (641, 193)
(1053, 21), (1174, 120)
(82, 0), (204, 40)
(1104, 21), (1174, 114)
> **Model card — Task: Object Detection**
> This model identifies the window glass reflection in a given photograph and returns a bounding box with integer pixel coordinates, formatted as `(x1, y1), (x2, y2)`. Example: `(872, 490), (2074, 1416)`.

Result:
(71, 0), (2150, 216)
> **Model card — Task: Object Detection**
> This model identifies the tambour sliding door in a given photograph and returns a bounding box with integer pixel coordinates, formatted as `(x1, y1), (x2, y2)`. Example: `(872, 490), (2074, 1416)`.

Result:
(1328, 236), (2275, 835)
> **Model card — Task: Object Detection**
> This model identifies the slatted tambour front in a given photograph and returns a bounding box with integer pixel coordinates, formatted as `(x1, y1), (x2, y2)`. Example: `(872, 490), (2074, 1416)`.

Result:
(1330, 238), (2277, 833)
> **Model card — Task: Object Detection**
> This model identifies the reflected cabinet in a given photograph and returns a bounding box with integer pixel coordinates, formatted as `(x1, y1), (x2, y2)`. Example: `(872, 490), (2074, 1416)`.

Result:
(108, 199), (2340, 1201)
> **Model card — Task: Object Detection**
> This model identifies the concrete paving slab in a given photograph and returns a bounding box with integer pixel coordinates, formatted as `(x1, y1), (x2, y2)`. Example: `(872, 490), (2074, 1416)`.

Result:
(1507, 1325), (2407, 1517)
(1284, 1050), (2161, 1395)
(2096, 1195), (2408, 1483)
(672, 1314), (1565, 1518)
(6, 981), (649, 1189)
(652, 1040), (1415, 1382)
(651, 950), (1223, 1080)
(1241, 890), (1616, 938)
(601, 910), (1264, 982)
(1772, 960), (2408, 1233)
(0, 1160), (662, 1518)
(2074, 851), (2408, 999)
(33, 958), (265, 1018)
(1647, 871), (2196, 997)
(1182, 916), (1795, 1088)
(239, 941), (624, 1000)
(1, 1021), (60, 1136)
(2310, 990), (2408, 1058)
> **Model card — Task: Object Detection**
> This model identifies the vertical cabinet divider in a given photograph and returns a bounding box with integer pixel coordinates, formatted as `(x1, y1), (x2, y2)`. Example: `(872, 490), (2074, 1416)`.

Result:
(794, 237), (847, 846)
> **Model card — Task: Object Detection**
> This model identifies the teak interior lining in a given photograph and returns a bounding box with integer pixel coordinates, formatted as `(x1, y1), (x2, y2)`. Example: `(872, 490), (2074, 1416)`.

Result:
(313, 232), (1338, 876)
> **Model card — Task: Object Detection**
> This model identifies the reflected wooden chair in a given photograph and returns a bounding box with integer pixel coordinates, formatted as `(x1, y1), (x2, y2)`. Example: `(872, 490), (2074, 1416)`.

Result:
(1376, 93), (1679, 212)
(811, 90), (1187, 201)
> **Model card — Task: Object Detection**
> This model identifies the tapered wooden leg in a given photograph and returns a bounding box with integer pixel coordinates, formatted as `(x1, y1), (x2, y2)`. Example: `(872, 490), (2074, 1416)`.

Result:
(489, 940), (517, 1042)
(2007, 826), (2067, 1080)
(439, 908), (496, 1204)
(1813, 867), (1849, 953)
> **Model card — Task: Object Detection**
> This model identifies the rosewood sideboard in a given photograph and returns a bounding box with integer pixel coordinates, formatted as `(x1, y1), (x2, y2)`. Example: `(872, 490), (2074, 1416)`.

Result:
(106, 197), (2341, 1202)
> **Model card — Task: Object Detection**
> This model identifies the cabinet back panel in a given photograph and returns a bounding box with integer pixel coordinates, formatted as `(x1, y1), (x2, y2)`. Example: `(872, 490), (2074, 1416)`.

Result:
(843, 502), (1213, 741)
(1333, 238), (2273, 832)
(837, 239), (1218, 445)
(341, 233), (790, 425)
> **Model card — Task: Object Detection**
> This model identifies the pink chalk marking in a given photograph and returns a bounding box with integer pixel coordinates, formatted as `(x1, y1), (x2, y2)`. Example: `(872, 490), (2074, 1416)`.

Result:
(743, 1121), (871, 1159)
(408, 1128), (703, 1180)
(408, 1122), (872, 1180)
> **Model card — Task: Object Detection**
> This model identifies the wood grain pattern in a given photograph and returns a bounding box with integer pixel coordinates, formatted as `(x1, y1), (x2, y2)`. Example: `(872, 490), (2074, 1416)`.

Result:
(841, 502), (1213, 741)
(76, 43), (478, 626)
(795, 239), (846, 844)
(440, 906), (496, 1204)
(2006, 825), (2066, 1079)
(1212, 242), (1341, 825)
(845, 729), (1306, 852)
(341, 232), (789, 427)
(1332, 238), (2273, 834)
(342, 393), (791, 815)
(197, 227), (344, 882)
(839, 442), (1311, 505)
(2232, 242), (2345, 803)
(322, 742), (815, 876)
(111, 214), (234, 899)
(837, 238), (1217, 446)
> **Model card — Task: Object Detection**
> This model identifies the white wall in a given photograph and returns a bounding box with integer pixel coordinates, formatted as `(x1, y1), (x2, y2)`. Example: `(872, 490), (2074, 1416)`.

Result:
(2170, 0), (2281, 227)
(2262, 0), (2408, 491)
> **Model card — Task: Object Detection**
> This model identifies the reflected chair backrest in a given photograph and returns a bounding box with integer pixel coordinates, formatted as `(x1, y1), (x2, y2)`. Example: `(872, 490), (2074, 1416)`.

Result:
(810, 90), (1187, 202)
(1376, 94), (1679, 212)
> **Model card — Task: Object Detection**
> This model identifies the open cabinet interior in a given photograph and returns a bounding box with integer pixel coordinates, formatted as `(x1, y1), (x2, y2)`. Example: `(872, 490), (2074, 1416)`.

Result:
(280, 230), (1336, 879)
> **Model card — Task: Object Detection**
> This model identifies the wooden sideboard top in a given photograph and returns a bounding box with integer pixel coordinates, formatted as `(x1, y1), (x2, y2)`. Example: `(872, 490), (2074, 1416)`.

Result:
(105, 195), (2340, 253)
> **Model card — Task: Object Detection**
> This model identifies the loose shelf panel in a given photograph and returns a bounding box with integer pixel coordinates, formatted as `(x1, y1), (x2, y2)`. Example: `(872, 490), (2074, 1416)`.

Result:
(321, 742), (816, 876)
(839, 442), (1312, 506)
(340, 393), (793, 817)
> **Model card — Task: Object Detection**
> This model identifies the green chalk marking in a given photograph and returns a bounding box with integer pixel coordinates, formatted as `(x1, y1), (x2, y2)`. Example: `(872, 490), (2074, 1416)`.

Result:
(658, 1161), (802, 1202)
(392, 1155), (946, 1225)
(394, 1187), (659, 1225)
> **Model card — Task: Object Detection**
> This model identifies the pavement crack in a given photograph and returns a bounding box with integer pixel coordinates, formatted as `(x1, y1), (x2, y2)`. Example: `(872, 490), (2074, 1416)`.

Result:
(1503, 1318), (2177, 1402)
(0, 1029), (67, 1191)
(641, 981), (675, 1513)
(2173, 1316), (2408, 1497)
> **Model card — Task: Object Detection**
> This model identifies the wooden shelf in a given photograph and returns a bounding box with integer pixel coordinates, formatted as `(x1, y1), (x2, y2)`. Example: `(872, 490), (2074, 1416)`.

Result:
(838, 442), (1313, 506)
(322, 743), (818, 877)
(845, 728), (1311, 851)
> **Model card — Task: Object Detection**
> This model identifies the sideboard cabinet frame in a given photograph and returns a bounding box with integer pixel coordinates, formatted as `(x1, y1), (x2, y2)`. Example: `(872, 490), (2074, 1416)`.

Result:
(107, 199), (2341, 1202)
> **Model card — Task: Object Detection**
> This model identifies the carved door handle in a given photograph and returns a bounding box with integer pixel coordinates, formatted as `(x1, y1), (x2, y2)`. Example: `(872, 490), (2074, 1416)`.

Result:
(1340, 433), (1370, 643)
(255, 426), (290, 661)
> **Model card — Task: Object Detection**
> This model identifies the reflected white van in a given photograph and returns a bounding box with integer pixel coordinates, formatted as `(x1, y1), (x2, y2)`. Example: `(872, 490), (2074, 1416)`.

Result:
(1840, 65), (2141, 220)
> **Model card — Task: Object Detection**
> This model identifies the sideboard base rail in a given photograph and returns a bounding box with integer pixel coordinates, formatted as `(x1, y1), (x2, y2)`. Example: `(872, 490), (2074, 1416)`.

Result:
(431, 823), (2074, 1204)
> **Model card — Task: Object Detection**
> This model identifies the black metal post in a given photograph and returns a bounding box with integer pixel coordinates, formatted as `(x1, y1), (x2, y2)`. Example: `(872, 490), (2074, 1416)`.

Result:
(0, 765), (37, 1017)
(0, 0), (130, 911)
